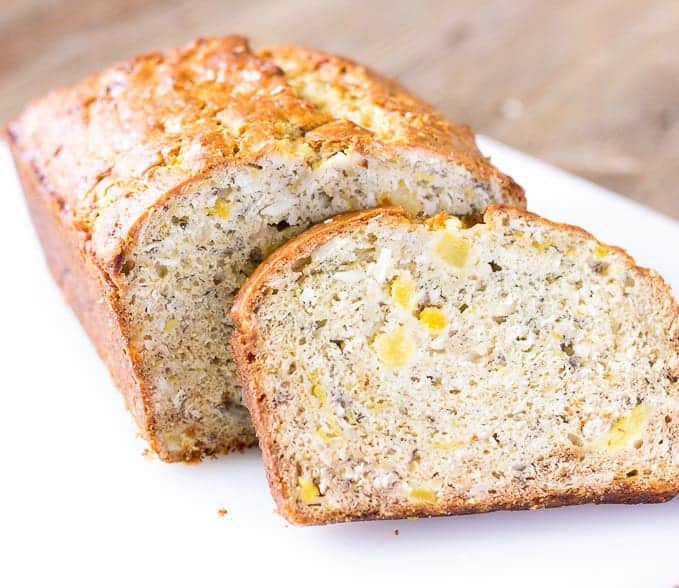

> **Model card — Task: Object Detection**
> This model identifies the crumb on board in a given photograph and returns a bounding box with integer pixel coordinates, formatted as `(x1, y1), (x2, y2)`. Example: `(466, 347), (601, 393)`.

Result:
(141, 447), (154, 461)
(217, 508), (228, 517)
(394, 529), (400, 536)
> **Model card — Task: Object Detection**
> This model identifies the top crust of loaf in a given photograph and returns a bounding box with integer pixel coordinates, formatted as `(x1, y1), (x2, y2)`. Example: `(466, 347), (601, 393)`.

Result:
(6, 35), (523, 276)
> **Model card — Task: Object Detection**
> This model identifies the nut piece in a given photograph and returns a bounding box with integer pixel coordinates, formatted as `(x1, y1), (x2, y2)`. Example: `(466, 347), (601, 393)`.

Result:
(591, 402), (649, 451)
(298, 477), (321, 504)
(434, 229), (469, 268)
(419, 307), (447, 332)
(207, 198), (231, 219)
(164, 318), (178, 332)
(390, 274), (416, 311)
(373, 327), (414, 368)
(408, 487), (438, 504)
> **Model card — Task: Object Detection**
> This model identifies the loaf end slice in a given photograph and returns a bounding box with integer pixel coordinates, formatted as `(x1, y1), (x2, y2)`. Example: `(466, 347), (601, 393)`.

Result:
(232, 207), (679, 524)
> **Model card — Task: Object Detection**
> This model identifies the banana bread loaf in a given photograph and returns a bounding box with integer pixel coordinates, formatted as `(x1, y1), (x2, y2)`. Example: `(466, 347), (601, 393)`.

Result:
(231, 207), (679, 524)
(7, 36), (523, 461)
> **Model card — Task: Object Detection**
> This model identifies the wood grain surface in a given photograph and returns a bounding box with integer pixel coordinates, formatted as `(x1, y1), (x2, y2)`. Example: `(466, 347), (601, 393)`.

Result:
(2, 0), (677, 217)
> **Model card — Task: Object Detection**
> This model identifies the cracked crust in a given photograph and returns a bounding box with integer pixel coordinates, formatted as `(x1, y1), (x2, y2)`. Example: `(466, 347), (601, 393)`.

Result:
(7, 36), (523, 274)
(6, 36), (523, 460)
(231, 206), (679, 525)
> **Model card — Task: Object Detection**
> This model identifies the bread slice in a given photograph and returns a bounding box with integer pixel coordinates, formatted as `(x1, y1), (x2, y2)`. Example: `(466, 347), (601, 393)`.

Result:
(231, 206), (679, 524)
(6, 36), (523, 461)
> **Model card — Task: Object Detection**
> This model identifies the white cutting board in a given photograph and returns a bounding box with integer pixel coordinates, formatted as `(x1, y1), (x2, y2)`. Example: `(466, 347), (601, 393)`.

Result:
(1, 137), (677, 588)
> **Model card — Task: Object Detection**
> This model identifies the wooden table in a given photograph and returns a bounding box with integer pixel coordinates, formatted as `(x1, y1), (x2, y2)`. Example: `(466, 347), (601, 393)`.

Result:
(3, 0), (678, 217)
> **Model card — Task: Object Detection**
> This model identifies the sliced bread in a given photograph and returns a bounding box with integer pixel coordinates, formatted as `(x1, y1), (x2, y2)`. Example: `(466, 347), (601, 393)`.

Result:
(231, 206), (679, 524)
(7, 36), (523, 461)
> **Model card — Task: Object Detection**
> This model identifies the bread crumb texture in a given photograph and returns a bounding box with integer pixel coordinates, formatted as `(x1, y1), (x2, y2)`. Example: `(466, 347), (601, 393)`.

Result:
(8, 36), (523, 461)
(235, 207), (679, 524)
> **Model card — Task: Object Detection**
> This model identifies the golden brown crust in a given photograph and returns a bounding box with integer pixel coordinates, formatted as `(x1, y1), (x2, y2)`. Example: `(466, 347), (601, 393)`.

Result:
(9, 130), (257, 462)
(7, 35), (523, 461)
(258, 45), (524, 207)
(278, 485), (678, 526)
(231, 205), (679, 525)
(7, 130), (152, 434)
(8, 35), (523, 275)
(10, 127), (257, 462)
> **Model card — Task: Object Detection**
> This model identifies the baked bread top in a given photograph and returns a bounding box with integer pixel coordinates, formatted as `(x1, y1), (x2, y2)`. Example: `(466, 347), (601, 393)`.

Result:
(231, 206), (679, 524)
(7, 35), (523, 274)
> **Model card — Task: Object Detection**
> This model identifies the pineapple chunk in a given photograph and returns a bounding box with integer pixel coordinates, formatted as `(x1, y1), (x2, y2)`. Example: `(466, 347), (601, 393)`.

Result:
(531, 239), (551, 253)
(298, 477), (321, 504)
(414, 172), (436, 183)
(377, 185), (423, 212)
(373, 327), (414, 368)
(594, 243), (609, 258)
(434, 230), (469, 268)
(408, 487), (438, 504)
(390, 274), (416, 311)
(310, 377), (326, 408)
(591, 403), (649, 451)
(366, 397), (390, 412)
(419, 307), (447, 332)
(390, 180), (424, 215)
(432, 439), (464, 450)
(317, 415), (343, 442)
(207, 198), (231, 219)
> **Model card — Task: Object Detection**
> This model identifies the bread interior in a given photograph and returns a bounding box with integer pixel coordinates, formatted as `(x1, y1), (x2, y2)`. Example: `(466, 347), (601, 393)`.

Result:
(244, 210), (678, 520)
(118, 152), (503, 459)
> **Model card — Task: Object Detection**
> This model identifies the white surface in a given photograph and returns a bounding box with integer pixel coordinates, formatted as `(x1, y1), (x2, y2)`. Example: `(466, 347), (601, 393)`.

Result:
(1, 138), (677, 588)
